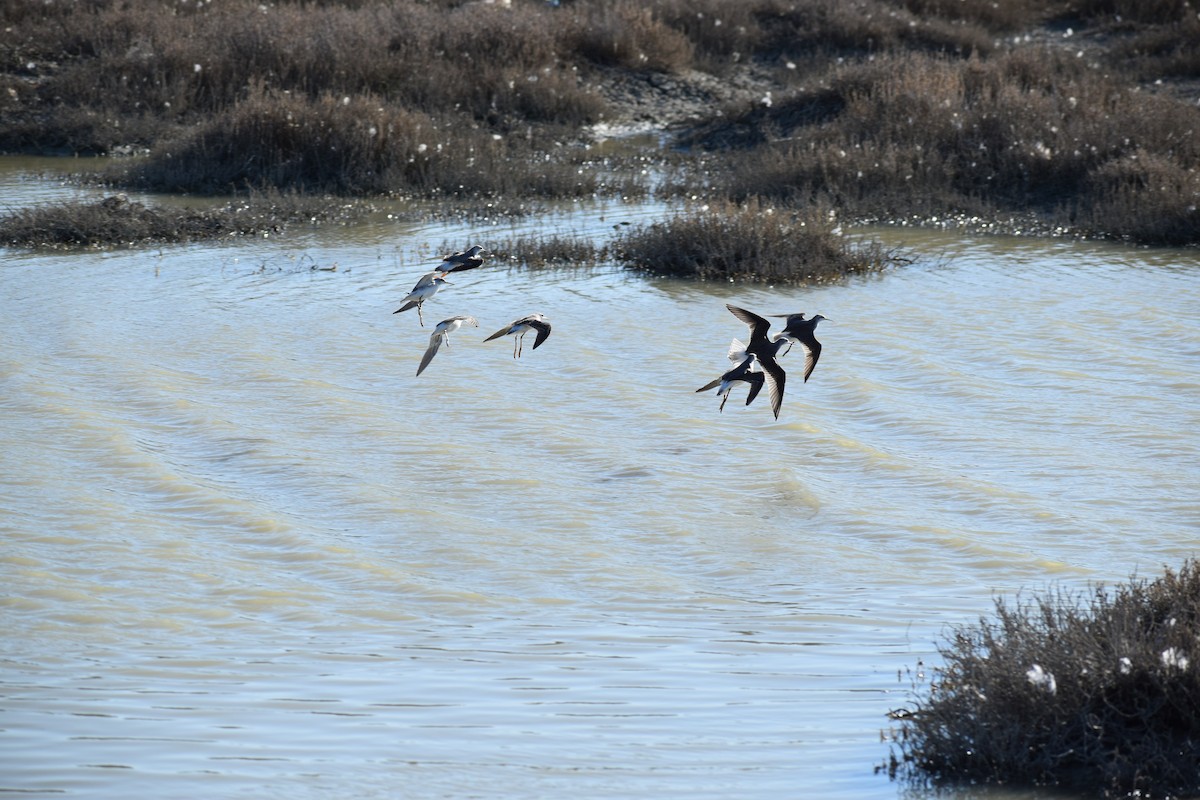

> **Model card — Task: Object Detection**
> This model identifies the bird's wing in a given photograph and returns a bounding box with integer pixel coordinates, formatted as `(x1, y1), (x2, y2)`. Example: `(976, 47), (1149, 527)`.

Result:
(415, 334), (443, 376)
(727, 353), (757, 378)
(529, 319), (552, 350)
(744, 372), (765, 406)
(771, 313), (806, 325)
(760, 358), (786, 419)
(483, 323), (513, 341)
(796, 334), (822, 382)
(726, 304), (771, 342)
(726, 337), (747, 362)
(441, 258), (483, 274)
(412, 271), (438, 289)
(393, 300), (418, 314)
(441, 315), (477, 327)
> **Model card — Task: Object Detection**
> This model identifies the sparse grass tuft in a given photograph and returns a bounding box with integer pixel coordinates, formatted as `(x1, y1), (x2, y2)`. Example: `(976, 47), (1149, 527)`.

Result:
(889, 560), (1200, 798)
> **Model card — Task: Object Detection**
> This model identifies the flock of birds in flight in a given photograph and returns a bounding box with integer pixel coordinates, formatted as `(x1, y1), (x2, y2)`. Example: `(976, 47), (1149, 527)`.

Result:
(396, 245), (829, 419)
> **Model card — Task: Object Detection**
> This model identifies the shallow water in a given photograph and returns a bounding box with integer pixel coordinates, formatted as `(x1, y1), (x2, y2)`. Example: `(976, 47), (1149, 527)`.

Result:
(2, 157), (1198, 798)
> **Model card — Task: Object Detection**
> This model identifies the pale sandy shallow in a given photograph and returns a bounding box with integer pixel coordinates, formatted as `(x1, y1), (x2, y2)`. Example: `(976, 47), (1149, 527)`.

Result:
(2, 159), (1198, 798)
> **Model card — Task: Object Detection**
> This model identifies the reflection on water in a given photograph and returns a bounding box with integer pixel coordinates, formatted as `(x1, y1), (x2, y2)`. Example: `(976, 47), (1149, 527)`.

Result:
(1, 157), (1199, 798)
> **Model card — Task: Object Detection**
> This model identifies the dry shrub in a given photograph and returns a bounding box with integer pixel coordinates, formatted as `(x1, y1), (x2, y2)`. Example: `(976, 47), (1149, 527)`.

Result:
(1073, 0), (1194, 24)
(0, 192), (352, 248)
(490, 234), (602, 270)
(1079, 151), (1200, 245)
(4, 0), (606, 153)
(895, 0), (1055, 32)
(749, 0), (995, 61)
(890, 561), (1200, 798)
(116, 87), (608, 199)
(707, 48), (1200, 242)
(1107, 14), (1200, 83)
(572, 2), (695, 73)
(119, 89), (439, 195)
(651, 0), (773, 68)
(612, 199), (892, 283)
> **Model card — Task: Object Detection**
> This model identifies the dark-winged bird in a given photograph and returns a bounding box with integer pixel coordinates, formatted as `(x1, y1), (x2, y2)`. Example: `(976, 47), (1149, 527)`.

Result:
(696, 339), (765, 412)
(771, 312), (830, 383)
(484, 313), (551, 358)
(725, 304), (794, 420)
(436, 245), (486, 275)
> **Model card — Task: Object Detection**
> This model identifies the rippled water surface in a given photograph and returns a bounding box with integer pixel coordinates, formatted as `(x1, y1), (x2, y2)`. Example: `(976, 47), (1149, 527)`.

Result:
(2, 158), (1198, 798)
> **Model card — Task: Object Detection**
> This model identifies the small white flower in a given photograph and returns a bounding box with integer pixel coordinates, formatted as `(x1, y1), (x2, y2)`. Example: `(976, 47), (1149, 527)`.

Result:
(193, 63), (202, 73)
(1026, 664), (1057, 694)
(1161, 648), (1189, 670)
(1119, 657), (1132, 675)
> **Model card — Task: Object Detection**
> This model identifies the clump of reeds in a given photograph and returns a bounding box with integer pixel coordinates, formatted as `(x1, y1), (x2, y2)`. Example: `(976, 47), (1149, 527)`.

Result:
(612, 199), (894, 283)
(888, 560), (1200, 798)
(0, 192), (360, 248)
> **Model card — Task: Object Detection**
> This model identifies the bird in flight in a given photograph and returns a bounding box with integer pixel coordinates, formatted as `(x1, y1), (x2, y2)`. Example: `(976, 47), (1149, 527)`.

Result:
(435, 245), (486, 276)
(484, 313), (552, 358)
(415, 315), (479, 377)
(696, 338), (764, 412)
(724, 304), (795, 420)
(393, 271), (450, 326)
(770, 312), (830, 383)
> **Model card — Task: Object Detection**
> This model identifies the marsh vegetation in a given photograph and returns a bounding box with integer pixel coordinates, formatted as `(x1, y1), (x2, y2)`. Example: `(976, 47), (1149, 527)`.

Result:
(888, 561), (1200, 798)
(2, 0), (1196, 254)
